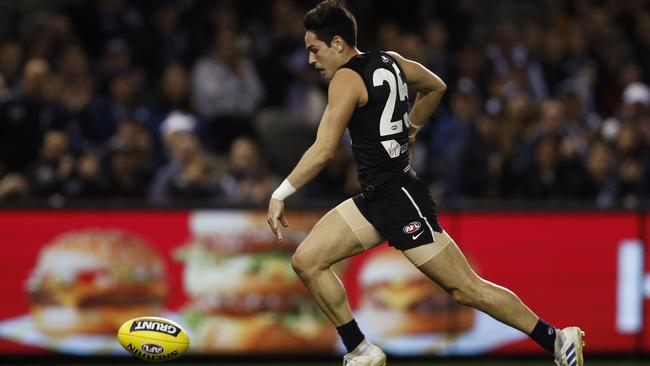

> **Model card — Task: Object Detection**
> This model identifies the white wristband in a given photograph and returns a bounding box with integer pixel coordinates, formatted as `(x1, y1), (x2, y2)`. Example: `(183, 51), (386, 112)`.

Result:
(272, 179), (296, 201)
(410, 122), (423, 131)
(406, 114), (423, 134)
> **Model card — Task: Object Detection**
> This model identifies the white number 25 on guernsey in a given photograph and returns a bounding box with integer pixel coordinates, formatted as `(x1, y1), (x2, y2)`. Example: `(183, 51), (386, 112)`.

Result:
(373, 62), (410, 136)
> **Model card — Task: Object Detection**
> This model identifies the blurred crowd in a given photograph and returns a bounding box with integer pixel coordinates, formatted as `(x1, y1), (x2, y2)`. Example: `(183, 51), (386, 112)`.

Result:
(0, 0), (649, 208)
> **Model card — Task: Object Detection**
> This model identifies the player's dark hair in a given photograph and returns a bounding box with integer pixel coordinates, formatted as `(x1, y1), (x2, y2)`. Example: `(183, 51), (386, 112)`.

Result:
(304, 0), (357, 47)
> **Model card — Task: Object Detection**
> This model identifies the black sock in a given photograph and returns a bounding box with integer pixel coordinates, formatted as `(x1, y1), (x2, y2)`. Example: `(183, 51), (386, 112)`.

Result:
(336, 319), (365, 353)
(529, 319), (557, 354)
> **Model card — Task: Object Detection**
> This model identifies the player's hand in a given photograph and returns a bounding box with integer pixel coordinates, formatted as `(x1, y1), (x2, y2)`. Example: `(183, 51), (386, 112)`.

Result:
(267, 198), (289, 242)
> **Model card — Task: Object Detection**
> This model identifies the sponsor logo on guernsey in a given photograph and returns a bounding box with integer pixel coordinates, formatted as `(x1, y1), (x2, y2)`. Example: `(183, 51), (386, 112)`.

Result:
(381, 139), (402, 158)
(403, 221), (421, 234)
(130, 319), (181, 337)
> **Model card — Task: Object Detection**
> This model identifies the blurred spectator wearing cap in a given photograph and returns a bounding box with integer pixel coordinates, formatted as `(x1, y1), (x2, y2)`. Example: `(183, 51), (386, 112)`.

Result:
(0, 58), (70, 173)
(621, 82), (650, 120)
(191, 28), (264, 152)
(150, 112), (225, 204)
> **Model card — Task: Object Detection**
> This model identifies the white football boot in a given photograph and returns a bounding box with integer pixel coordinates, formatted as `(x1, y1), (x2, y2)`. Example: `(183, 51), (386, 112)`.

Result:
(554, 326), (585, 366)
(342, 339), (387, 366)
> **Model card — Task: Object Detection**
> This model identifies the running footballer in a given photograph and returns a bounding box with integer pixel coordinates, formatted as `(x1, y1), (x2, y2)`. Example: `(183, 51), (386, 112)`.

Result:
(267, 1), (584, 365)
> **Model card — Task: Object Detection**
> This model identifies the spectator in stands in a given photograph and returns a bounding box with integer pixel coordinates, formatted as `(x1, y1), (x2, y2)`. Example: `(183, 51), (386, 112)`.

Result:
(519, 136), (563, 199)
(0, 173), (29, 201)
(87, 67), (147, 144)
(451, 116), (502, 200)
(633, 11), (650, 79)
(305, 142), (359, 202)
(0, 41), (23, 89)
(150, 112), (224, 204)
(431, 78), (480, 186)
(49, 45), (96, 152)
(422, 20), (450, 80)
(27, 13), (75, 63)
(191, 28), (264, 152)
(220, 136), (275, 204)
(0, 0), (648, 207)
(145, 2), (191, 79)
(25, 130), (74, 198)
(0, 58), (69, 173)
(582, 140), (617, 205)
(610, 123), (646, 207)
(621, 82), (650, 121)
(66, 0), (146, 62)
(75, 151), (103, 198)
(148, 63), (191, 150)
(101, 137), (150, 198)
(114, 117), (156, 171)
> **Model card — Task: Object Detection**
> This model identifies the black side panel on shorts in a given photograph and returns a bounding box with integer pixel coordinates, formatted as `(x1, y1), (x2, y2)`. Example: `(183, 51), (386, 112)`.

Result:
(353, 177), (443, 251)
(340, 51), (410, 188)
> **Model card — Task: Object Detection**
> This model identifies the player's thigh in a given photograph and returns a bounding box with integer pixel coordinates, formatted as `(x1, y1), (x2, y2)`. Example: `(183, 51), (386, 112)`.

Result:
(407, 231), (480, 293)
(294, 198), (384, 267)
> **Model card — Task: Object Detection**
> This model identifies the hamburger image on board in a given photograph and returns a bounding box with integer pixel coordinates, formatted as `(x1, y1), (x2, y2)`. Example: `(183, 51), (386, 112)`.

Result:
(356, 248), (475, 338)
(176, 229), (336, 353)
(26, 230), (168, 336)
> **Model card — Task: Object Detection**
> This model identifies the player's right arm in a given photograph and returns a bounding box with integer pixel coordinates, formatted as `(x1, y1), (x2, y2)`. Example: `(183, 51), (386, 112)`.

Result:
(267, 68), (363, 241)
(386, 51), (447, 137)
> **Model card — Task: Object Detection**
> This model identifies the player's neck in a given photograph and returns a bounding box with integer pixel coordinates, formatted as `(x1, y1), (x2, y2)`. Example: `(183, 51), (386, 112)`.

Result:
(342, 47), (361, 64)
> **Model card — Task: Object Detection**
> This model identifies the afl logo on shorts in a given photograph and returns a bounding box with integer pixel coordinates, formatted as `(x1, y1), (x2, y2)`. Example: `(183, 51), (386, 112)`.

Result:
(403, 221), (421, 234)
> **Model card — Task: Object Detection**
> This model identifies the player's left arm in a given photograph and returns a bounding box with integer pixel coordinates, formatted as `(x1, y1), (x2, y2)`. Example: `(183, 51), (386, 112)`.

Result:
(386, 51), (446, 139)
(267, 68), (363, 241)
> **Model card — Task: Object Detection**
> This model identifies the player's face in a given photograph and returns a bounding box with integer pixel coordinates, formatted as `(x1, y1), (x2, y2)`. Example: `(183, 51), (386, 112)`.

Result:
(304, 31), (340, 79)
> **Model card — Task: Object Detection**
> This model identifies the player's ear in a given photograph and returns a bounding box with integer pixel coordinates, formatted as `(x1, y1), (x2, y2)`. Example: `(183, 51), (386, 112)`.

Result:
(332, 36), (344, 53)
